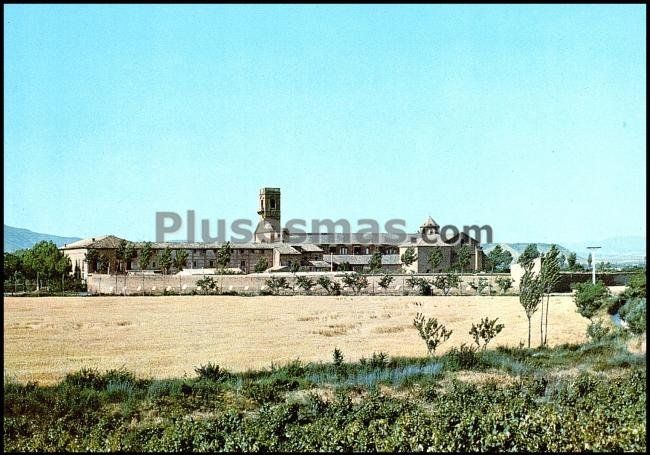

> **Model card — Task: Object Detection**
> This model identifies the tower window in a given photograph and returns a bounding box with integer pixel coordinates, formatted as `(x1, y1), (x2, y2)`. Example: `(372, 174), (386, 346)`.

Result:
(270, 198), (276, 209)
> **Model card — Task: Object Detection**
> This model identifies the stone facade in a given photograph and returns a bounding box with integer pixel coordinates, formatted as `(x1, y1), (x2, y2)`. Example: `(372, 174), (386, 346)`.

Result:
(60, 187), (486, 277)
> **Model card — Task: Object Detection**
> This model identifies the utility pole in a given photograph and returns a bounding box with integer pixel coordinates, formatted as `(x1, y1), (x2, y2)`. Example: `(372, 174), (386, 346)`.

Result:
(586, 246), (601, 284)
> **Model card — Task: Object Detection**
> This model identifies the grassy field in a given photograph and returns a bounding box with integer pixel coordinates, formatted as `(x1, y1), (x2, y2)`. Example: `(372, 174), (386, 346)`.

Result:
(4, 295), (589, 384)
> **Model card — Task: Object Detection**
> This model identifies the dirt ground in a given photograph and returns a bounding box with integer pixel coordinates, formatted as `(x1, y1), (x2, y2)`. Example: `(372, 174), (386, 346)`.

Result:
(4, 295), (589, 384)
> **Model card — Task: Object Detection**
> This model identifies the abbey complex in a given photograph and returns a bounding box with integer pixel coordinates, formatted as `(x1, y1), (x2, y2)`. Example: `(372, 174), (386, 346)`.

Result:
(60, 188), (484, 278)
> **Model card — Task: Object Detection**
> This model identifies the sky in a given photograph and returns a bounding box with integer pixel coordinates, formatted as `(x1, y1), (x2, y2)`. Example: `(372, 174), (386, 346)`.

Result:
(4, 4), (646, 244)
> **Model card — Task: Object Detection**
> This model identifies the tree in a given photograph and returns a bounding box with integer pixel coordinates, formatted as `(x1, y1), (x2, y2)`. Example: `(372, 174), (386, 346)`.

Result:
(317, 276), (341, 295)
(216, 242), (232, 270)
(378, 274), (394, 293)
(159, 247), (173, 275)
(125, 243), (137, 271)
(413, 313), (453, 355)
(174, 250), (189, 272)
(519, 263), (543, 348)
(342, 273), (368, 295)
(266, 277), (290, 295)
(573, 280), (610, 320)
(558, 253), (566, 270)
(469, 277), (489, 296)
(138, 242), (154, 271)
(539, 244), (561, 346)
(368, 251), (382, 274)
(97, 253), (110, 274)
(455, 245), (471, 273)
(427, 248), (443, 272)
(587, 253), (592, 269)
(495, 277), (514, 295)
(116, 239), (128, 273)
(518, 244), (540, 268)
(4, 252), (23, 292)
(432, 273), (459, 296)
(254, 257), (269, 273)
(566, 252), (578, 270)
(400, 246), (417, 268)
(196, 276), (218, 295)
(55, 255), (72, 295)
(296, 276), (316, 294)
(407, 276), (432, 296)
(487, 245), (513, 272)
(85, 249), (99, 273)
(469, 317), (505, 350)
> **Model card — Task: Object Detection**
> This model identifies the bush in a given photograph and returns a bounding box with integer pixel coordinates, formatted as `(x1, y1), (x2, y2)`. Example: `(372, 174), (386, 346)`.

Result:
(194, 363), (228, 382)
(619, 298), (646, 334)
(265, 277), (290, 295)
(407, 277), (432, 296)
(413, 313), (452, 355)
(369, 352), (389, 369)
(495, 277), (514, 295)
(586, 320), (611, 342)
(445, 343), (479, 370)
(469, 317), (505, 350)
(623, 271), (646, 299)
(572, 280), (610, 319)
(333, 348), (344, 367)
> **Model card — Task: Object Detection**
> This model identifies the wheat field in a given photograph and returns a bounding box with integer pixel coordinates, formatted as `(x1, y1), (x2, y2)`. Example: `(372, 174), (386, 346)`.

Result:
(3, 295), (589, 384)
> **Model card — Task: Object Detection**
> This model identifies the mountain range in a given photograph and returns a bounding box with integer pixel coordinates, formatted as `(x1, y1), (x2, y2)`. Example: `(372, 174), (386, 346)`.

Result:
(4, 225), (81, 252)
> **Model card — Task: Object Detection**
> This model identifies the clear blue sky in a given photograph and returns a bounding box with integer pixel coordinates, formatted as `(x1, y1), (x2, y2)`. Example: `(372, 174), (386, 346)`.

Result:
(4, 4), (646, 244)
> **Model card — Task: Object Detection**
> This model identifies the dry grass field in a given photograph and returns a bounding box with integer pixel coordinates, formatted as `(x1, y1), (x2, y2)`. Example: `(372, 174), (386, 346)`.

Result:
(4, 295), (589, 384)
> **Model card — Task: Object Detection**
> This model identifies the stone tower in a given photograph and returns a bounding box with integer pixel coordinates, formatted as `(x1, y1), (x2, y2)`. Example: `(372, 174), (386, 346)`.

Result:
(255, 188), (281, 243)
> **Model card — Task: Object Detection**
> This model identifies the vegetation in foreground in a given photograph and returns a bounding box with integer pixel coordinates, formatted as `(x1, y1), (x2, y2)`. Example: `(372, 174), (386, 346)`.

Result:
(4, 332), (645, 452)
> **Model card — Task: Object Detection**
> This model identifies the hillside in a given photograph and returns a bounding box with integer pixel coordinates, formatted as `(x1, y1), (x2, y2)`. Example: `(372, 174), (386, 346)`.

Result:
(4, 225), (81, 252)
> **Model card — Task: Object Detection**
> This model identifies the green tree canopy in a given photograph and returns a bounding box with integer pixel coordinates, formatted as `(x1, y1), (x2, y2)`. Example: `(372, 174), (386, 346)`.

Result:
(518, 244), (540, 268)
(400, 246), (417, 267)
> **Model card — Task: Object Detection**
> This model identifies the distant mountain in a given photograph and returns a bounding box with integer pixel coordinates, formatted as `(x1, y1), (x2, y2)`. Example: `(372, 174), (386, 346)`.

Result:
(4, 225), (81, 252)
(481, 243), (581, 263)
(482, 237), (646, 266)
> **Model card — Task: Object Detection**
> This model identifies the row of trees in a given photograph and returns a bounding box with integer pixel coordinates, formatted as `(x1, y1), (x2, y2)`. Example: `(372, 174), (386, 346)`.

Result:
(4, 241), (73, 293)
(517, 243), (585, 271)
(87, 241), (239, 275)
(518, 245), (562, 348)
(400, 245), (474, 273)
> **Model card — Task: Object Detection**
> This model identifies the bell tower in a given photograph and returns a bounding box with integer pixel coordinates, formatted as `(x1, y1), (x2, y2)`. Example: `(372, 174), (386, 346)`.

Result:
(255, 188), (281, 242)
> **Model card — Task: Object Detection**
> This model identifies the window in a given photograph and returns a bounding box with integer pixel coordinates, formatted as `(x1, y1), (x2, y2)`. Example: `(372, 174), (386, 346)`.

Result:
(240, 260), (246, 270)
(193, 261), (197, 267)
(270, 198), (276, 209)
(152, 262), (156, 268)
(209, 260), (214, 267)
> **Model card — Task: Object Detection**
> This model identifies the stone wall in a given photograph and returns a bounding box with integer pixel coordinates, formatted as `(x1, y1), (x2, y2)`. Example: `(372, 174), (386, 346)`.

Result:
(86, 272), (513, 296)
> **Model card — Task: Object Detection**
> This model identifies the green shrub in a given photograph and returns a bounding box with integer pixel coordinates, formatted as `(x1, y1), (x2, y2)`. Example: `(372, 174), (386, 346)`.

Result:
(332, 348), (344, 367)
(445, 343), (479, 370)
(413, 313), (452, 355)
(623, 271), (646, 299)
(369, 352), (389, 369)
(469, 317), (505, 350)
(619, 298), (646, 334)
(407, 277), (433, 296)
(194, 363), (228, 382)
(572, 280), (610, 319)
(586, 320), (611, 342)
